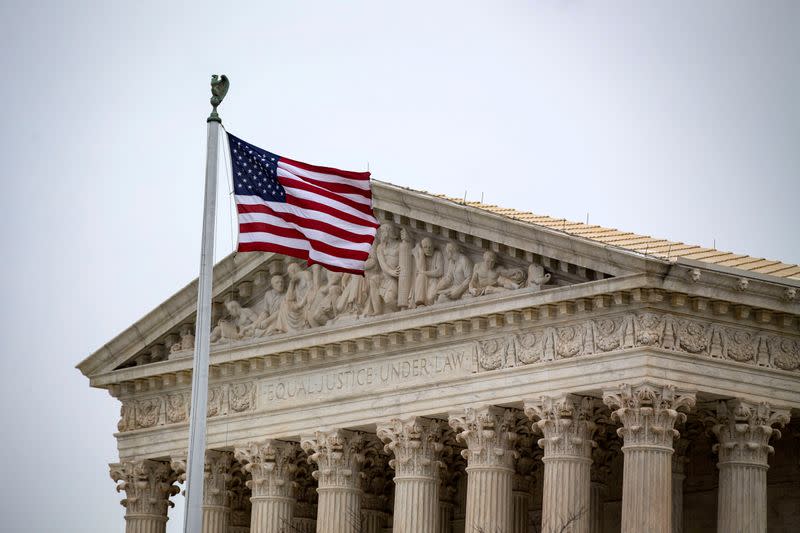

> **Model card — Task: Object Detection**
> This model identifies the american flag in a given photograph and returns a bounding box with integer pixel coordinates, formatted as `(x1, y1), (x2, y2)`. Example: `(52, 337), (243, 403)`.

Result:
(226, 132), (378, 274)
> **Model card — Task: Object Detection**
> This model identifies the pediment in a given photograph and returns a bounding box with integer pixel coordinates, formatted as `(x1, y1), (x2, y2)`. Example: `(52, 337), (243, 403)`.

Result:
(77, 181), (797, 381)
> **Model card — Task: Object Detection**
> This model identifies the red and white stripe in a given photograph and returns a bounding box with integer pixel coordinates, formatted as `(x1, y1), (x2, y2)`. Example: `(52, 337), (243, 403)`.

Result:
(235, 155), (378, 274)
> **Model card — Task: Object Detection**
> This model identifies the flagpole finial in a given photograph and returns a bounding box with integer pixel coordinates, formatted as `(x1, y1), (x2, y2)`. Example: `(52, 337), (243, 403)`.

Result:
(208, 74), (229, 123)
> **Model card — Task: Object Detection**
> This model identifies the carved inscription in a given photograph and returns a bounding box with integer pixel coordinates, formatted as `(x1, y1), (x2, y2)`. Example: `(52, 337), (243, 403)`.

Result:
(261, 350), (473, 407)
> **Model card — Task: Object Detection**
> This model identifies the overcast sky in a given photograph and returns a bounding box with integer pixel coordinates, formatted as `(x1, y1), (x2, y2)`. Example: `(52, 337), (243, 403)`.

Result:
(0, 1), (797, 531)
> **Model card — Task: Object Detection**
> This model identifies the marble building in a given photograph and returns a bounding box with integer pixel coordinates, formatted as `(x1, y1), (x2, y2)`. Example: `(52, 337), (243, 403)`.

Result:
(79, 181), (800, 533)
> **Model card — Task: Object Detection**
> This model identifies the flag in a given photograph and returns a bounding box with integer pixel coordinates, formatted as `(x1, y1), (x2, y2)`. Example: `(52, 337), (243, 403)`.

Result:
(226, 132), (379, 275)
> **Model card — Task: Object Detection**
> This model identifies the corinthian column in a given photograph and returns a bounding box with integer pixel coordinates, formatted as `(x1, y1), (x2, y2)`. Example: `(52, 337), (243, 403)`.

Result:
(171, 451), (233, 533)
(709, 399), (790, 533)
(301, 429), (366, 533)
(524, 394), (597, 533)
(377, 417), (444, 533)
(110, 460), (179, 533)
(603, 383), (696, 533)
(235, 440), (299, 533)
(449, 406), (518, 533)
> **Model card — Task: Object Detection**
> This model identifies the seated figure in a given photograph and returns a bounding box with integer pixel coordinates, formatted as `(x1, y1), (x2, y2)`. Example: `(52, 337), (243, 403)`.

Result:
(255, 275), (286, 335)
(527, 263), (551, 291)
(263, 263), (312, 334)
(210, 300), (259, 342)
(468, 251), (524, 296)
(435, 242), (473, 302)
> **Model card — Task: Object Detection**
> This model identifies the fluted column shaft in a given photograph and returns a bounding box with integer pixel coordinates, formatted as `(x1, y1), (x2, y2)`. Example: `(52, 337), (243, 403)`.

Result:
(302, 429), (366, 533)
(525, 395), (596, 533)
(511, 490), (529, 533)
(603, 383), (696, 533)
(589, 482), (606, 533)
(235, 440), (299, 533)
(362, 509), (387, 533)
(671, 461), (685, 533)
(378, 417), (444, 533)
(439, 501), (454, 533)
(110, 460), (179, 533)
(709, 399), (790, 533)
(449, 406), (518, 533)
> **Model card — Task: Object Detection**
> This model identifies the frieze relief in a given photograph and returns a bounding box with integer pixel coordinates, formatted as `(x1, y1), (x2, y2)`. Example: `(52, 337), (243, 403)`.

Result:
(474, 310), (800, 373)
(117, 382), (256, 432)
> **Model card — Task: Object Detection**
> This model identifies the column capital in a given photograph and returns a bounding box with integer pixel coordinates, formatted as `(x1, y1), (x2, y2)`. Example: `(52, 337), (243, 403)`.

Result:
(376, 416), (444, 478)
(109, 459), (179, 518)
(448, 406), (518, 469)
(524, 393), (599, 459)
(707, 399), (790, 467)
(171, 450), (233, 508)
(301, 429), (365, 489)
(234, 440), (299, 498)
(603, 382), (696, 449)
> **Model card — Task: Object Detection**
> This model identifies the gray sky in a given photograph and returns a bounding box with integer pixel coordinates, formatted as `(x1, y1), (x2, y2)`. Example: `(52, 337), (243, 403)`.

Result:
(0, 1), (797, 531)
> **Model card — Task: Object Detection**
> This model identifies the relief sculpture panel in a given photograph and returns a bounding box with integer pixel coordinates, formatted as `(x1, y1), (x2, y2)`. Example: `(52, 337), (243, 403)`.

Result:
(473, 311), (800, 374)
(164, 221), (556, 357)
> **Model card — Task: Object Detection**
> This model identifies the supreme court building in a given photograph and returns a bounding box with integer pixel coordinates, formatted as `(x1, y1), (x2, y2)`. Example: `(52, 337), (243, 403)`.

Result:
(78, 182), (800, 533)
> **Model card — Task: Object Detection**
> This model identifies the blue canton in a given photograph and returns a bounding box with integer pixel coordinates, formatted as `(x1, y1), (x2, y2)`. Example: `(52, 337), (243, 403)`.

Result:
(228, 133), (286, 202)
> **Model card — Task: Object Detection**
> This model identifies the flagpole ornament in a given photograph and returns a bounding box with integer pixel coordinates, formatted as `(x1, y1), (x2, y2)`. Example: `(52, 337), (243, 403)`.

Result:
(208, 74), (229, 123)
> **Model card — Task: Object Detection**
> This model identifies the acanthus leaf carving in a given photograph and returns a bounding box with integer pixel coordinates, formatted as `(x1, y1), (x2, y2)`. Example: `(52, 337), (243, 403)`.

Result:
(376, 416), (444, 478)
(448, 406), (518, 469)
(109, 460), (179, 516)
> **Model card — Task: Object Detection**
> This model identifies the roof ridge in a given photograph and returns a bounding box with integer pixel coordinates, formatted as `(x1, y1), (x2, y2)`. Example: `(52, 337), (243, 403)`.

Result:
(403, 184), (798, 281)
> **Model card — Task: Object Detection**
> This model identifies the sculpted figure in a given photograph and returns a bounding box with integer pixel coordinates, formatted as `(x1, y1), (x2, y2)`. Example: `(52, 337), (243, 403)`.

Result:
(370, 223), (402, 314)
(308, 270), (344, 328)
(435, 242), (473, 302)
(337, 272), (367, 317)
(255, 275), (286, 335)
(362, 241), (383, 317)
(468, 251), (524, 296)
(210, 300), (258, 342)
(527, 263), (551, 291)
(264, 263), (312, 334)
(397, 228), (414, 309)
(410, 236), (444, 307)
(171, 325), (195, 353)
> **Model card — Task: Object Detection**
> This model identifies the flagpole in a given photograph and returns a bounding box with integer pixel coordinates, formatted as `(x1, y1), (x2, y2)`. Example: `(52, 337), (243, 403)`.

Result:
(184, 74), (229, 533)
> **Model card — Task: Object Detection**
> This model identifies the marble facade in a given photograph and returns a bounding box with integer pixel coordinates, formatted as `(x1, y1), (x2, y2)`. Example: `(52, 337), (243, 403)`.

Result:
(82, 182), (800, 533)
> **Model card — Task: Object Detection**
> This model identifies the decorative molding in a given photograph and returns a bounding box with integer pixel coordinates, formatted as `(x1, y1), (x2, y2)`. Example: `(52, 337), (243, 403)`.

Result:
(234, 440), (299, 499)
(474, 310), (800, 373)
(117, 381), (256, 433)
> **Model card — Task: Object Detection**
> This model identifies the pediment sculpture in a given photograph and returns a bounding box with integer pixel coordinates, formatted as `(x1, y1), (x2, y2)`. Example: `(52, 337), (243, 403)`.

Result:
(165, 221), (564, 353)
